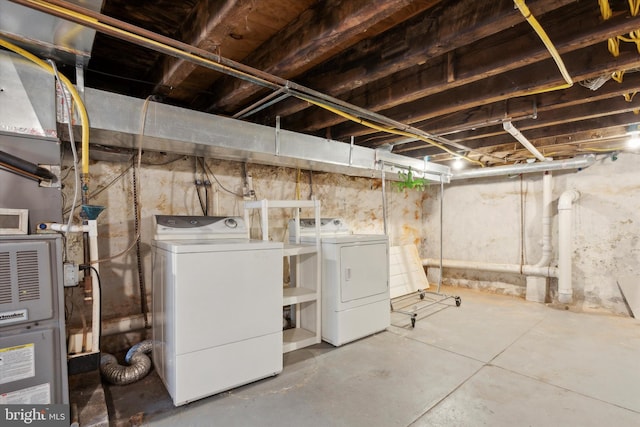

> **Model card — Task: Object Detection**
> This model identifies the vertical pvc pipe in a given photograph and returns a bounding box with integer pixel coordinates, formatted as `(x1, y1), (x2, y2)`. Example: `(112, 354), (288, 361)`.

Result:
(558, 190), (580, 304)
(88, 219), (101, 352)
(438, 178), (444, 293)
(535, 172), (553, 267)
(381, 165), (388, 236)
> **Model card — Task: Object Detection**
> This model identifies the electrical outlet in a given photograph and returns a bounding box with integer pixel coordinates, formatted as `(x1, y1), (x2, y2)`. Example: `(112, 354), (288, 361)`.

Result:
(63, 262), (79, 287)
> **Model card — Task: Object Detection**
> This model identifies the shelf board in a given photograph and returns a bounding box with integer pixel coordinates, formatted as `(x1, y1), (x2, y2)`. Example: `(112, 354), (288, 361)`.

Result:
(283, 327), (320, 353)
(283, 243), (317, 256)
(283, 287), (317, 305)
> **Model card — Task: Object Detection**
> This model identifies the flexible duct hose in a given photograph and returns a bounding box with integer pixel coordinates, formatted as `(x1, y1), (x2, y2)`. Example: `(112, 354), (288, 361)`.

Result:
(100, 340), (153, 385)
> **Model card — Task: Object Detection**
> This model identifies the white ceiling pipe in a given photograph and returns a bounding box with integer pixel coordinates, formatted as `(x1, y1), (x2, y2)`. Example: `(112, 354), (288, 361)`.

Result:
(503, 121), (549, 162)
(557, 189), (581, 304)
(451, 155), (595, 180)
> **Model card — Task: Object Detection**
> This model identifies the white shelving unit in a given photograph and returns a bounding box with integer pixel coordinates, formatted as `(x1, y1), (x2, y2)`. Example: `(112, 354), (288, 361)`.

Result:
(244, 199), (322, 353)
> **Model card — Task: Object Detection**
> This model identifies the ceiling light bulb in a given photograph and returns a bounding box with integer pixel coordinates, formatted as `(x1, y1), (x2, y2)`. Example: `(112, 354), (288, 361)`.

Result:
(628, 134), (640, 149)
(453, 157), (464, 170)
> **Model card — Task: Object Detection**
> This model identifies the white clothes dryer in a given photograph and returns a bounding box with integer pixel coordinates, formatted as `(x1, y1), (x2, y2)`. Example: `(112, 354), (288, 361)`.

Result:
(290, 218), (389, 346)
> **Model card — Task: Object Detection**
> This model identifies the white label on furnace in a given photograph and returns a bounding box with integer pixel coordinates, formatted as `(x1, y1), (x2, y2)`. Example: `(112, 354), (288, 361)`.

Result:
(0, 343), (36, 385)
(0, 383), (50, 404)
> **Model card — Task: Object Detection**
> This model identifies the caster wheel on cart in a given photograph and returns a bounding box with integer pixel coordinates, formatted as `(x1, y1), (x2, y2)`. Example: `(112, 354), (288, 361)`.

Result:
(455, 296), (462, 307)
(419, 293), (425, 300)
(411, 316), (416, 328)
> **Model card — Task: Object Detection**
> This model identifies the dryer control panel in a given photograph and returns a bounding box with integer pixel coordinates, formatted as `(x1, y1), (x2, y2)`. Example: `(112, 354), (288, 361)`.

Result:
(289, 217), (350, 238)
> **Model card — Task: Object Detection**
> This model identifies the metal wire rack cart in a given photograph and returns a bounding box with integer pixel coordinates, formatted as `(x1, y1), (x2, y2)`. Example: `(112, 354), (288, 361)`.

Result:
(391, 287), (461, 328)
(388, 177), (461, 328)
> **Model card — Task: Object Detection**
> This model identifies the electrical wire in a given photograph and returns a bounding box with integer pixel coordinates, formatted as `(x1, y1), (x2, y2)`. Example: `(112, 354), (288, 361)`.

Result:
(514, 0), (573, 92)
(134, 97), (150, 327)
(599, 0), (613, 20)
(49, 59), (80, 234)
(298, 94), (484, 167)
(62, 160), (134, 216)
(201, 158), (245, 197)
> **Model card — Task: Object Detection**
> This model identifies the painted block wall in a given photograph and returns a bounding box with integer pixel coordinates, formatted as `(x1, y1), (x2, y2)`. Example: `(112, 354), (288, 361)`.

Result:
(61, 148), (425, 348)
(423, 153), (639, 316)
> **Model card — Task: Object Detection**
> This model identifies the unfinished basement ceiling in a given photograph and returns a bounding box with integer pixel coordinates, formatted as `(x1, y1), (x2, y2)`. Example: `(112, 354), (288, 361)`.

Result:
(5, 0), (640, 168)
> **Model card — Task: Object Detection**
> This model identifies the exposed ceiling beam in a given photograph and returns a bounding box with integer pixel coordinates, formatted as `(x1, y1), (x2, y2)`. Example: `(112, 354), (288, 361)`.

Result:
(284, 6), (640, 136)
(151, 0), (315, 104)
(203, 0), (440, 113)
(327, 43), (640, 142)
(258, 0), (580, 125)
(409, 113), (640, 158)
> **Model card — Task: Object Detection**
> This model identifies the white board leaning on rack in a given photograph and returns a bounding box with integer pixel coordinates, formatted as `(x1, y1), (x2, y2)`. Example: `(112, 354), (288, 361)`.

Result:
(389, 245), (430, 299)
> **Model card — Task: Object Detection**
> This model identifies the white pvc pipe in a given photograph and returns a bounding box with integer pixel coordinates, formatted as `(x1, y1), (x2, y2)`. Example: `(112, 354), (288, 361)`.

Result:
(39, 220), (101, 353)
(535, 172), (553, 267)
(503, 121), (549, 162)
(44, 223), (88, 233)
(422, 171), (557, 279)
(87, 219), (100, 353)
(422, 258), (558, 277)
(69, 313), (149, 338)
(558, 190), (580, 303)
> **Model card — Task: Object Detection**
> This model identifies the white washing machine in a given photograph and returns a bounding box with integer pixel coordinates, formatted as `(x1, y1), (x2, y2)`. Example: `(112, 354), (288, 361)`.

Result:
(290, 218), (390, 346)
(152, 215), (283, 406)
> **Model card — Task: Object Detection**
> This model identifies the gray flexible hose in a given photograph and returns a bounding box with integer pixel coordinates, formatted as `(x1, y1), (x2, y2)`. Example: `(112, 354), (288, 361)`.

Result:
(100, 340), (153, 385)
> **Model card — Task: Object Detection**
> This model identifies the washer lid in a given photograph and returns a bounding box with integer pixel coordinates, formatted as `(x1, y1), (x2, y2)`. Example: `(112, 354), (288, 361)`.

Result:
(153, 238), (283, 253)
(298, 234), (388, 244)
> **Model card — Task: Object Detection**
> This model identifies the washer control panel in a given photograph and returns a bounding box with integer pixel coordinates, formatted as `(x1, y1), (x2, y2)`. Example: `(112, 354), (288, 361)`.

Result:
(154, 215), (246, 240)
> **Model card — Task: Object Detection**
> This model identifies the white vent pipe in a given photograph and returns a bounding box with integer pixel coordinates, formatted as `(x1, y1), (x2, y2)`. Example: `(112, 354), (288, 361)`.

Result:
(557, 190), (580, 303)
(503, 121), (550, 162)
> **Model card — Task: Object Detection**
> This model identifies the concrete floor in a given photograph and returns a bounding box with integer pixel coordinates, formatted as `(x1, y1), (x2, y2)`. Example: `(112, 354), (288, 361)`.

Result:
(101, 286), (640, 426)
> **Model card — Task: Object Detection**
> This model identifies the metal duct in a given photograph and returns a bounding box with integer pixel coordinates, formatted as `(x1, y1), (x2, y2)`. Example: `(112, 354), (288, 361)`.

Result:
(0, 0), (103, 67)
(100, 340), (153, 386)
(451, 155), (596, 180)
(0, 52), (56, 137)
(64, 87), (450, 182)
